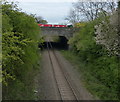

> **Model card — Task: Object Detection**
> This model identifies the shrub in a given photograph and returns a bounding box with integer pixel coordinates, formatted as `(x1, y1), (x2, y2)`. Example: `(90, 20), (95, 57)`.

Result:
(68, 18), (119, 100)
(2, 2), (43, 99)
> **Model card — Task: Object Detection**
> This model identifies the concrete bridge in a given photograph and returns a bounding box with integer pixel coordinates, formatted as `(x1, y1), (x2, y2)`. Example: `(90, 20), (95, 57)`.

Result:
(40, 27), (74, 39)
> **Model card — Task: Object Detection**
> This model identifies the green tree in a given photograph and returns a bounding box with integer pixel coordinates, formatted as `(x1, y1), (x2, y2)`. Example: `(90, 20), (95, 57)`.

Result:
(35, 16), (48, 24)
(2, 1), (44, 99)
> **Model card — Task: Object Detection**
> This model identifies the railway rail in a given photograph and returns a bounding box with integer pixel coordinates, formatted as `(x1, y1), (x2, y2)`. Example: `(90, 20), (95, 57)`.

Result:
(46, 41), (78, 101)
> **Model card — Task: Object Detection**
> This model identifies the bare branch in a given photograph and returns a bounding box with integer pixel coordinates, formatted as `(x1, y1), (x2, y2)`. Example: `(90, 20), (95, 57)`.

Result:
(66, 1), (117, 24)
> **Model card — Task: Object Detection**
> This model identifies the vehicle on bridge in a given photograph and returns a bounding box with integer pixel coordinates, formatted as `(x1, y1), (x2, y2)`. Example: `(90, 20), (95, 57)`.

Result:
(38, 24), (73, 28)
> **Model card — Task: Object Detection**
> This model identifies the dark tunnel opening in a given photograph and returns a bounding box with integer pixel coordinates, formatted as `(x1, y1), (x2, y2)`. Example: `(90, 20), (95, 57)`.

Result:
(39, 36), (69, 50)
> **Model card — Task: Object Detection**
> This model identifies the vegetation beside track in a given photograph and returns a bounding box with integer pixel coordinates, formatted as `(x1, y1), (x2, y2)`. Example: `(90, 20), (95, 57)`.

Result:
(61, 16), (119, 100)
(2, 2), (44, 100)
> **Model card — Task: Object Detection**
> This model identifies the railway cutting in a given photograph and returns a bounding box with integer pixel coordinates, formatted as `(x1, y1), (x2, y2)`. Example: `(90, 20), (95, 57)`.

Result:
(47, 42), (78, 100)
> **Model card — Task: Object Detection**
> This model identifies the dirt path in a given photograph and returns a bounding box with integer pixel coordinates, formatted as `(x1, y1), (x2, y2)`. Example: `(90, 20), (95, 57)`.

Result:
(35, 50), (94, 100)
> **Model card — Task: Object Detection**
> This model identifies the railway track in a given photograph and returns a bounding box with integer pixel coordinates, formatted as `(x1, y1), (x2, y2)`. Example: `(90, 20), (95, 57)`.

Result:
(47, 41), (78, 101)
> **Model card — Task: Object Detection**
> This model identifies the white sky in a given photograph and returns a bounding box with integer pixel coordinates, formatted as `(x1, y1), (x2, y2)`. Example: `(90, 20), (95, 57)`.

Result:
(7, 0), (76, 24)
(18, 2), (73, 24)
(8, 0), (78, 3)
(8, 0), (118, 2)
(7, 0), (118, 24)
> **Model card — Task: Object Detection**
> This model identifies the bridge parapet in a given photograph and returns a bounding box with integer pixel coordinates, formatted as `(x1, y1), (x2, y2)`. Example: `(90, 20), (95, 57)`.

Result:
(40, 27), (74, 39)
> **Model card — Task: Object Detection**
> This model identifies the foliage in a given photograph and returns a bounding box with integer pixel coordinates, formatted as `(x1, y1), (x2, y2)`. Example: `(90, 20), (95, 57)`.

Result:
(95, 11), (119, 55)
(74, 22), (86, 28)
(2, 2), (43, 99)
(35, 16), (48, 24)
(68, 18), (119, 100)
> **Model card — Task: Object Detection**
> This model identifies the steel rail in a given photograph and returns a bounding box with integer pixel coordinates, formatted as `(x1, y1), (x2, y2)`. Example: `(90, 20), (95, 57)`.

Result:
(47, 41), (78, 101)
(46, 41), (62, 101)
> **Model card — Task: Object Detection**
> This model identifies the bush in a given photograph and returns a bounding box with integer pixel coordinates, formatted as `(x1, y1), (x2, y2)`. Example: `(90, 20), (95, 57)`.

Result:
(68, 18), (119, 100)
(2, 2), (43, 99)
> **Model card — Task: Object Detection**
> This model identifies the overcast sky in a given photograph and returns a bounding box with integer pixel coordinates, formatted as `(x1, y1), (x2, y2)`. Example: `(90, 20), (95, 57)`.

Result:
(9, 0), (77, 2)
(18, 2), (73, 24)
(8, 0), (117, 24)
(8, 0), (78, 24)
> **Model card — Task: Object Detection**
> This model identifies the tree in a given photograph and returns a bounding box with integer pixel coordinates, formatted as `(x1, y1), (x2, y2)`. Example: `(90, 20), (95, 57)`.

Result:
(65, 8), (82, 24)
(35, 16), (48, 24)
(118, 1), (120, 8)
(66, 1), (117, 24)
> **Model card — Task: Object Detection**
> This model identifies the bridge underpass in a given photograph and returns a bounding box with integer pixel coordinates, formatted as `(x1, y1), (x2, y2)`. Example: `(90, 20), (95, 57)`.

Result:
(40, 36), (69, 50)
(39, 27), (74, 50)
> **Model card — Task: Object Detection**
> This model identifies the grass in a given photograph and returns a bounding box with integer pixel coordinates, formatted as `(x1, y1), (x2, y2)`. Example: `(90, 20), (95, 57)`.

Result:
(61, 50), (119, 100)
